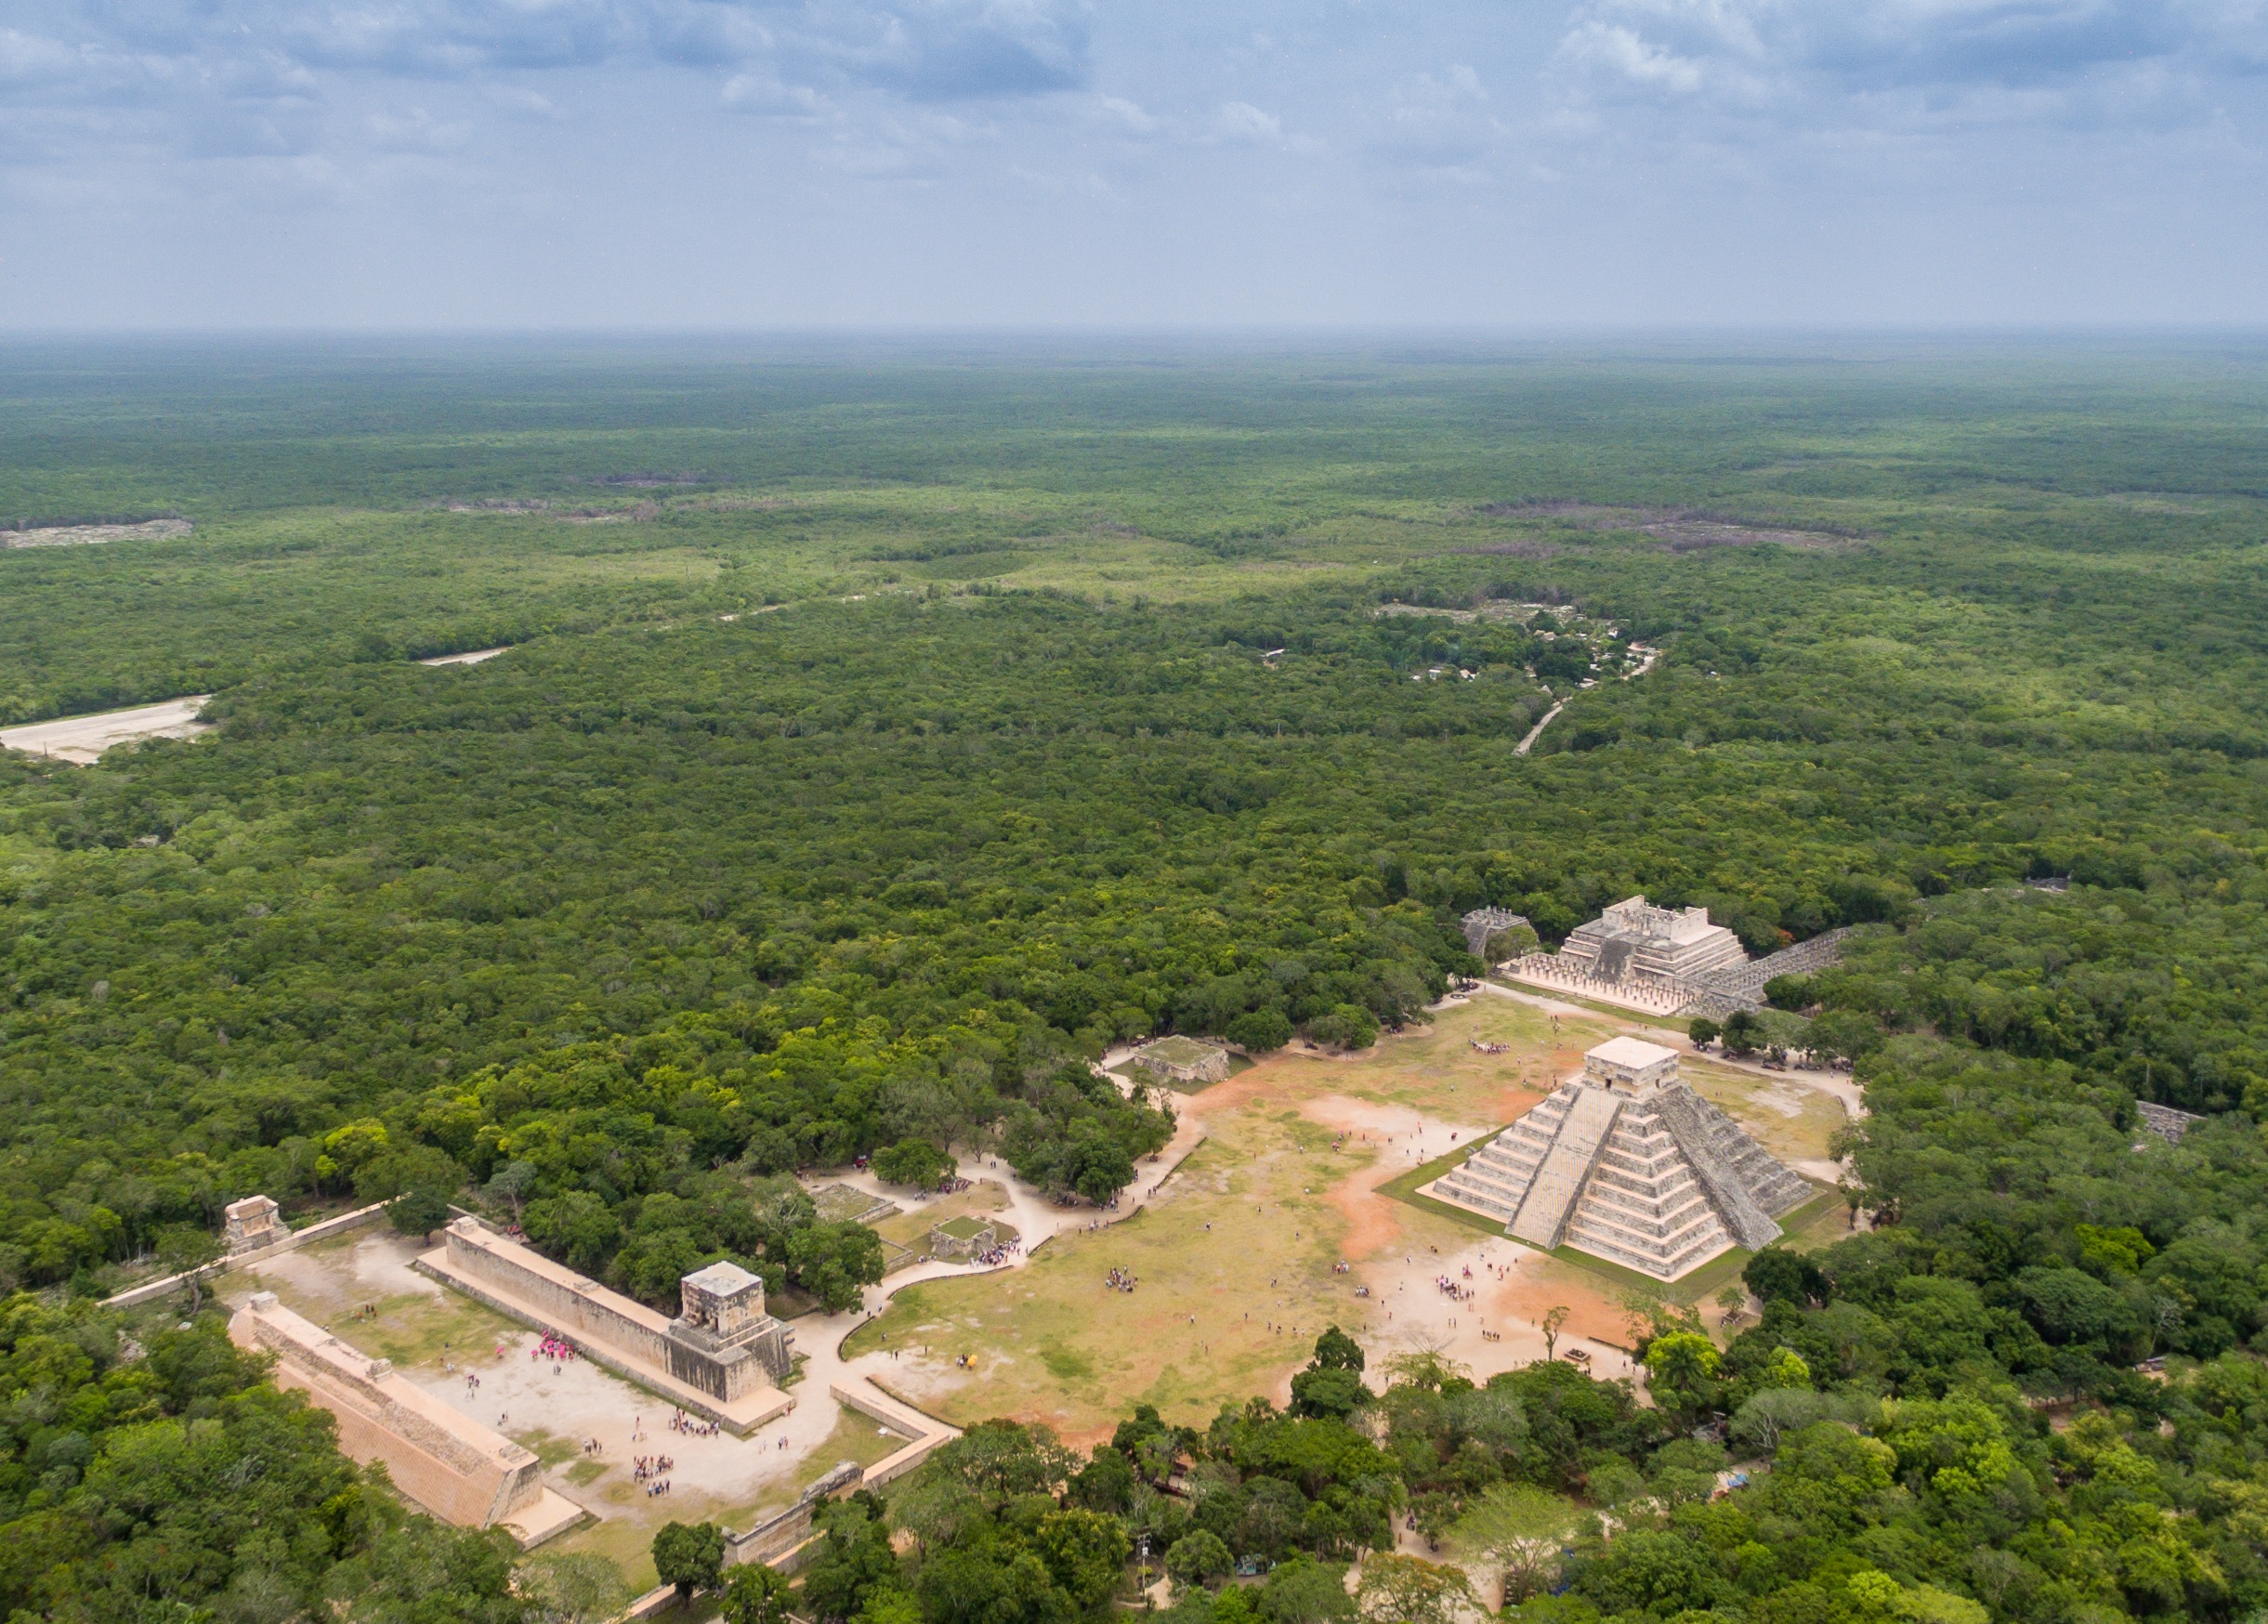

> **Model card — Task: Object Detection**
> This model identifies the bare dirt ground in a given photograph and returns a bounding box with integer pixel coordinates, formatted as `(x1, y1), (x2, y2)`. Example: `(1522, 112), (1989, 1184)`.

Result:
(418, 647), (510, 666)
(3, 517), (191, 548)
(839, 996), (1734, 1444)
(0, 696), (214, 764)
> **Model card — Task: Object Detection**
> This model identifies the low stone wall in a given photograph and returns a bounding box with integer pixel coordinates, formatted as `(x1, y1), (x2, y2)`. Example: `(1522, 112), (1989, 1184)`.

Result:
(104, 1200), (394, 1310)
(229, 1293), (562, 1533)
(438, 1219), (675, 1368)
(417, 1221), (793, 1434)
(830, 1381), (958, 1487)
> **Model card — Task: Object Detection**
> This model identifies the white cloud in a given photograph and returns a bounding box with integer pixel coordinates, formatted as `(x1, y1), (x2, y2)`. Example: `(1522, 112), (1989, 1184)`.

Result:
(722, 72), (832, 118)
(1212, 99), (1283, 141)
(1550, 0), (2267, 131)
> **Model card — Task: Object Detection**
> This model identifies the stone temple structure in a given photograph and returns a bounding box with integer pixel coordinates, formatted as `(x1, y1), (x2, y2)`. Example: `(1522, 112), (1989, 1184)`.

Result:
(417, 1219), (794, 1433)
(1429, 1037), (1812, 1280)
(1501, 894), (1853, 1020)
(222, 1194), (286, 1255)
(1559, 897), (1749, 985)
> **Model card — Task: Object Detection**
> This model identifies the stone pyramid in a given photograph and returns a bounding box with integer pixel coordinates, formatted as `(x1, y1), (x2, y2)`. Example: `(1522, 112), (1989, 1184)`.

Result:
(1430, 1037), (1812, 1280)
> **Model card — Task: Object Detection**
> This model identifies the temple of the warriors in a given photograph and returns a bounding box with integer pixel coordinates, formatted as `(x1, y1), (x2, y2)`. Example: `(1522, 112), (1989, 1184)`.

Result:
(229, 1292), (583, 1545)
(1428, 1037), (1812, 1279)
(1501, 894), (1852, 1019)
(1558, 897), (1749, 983)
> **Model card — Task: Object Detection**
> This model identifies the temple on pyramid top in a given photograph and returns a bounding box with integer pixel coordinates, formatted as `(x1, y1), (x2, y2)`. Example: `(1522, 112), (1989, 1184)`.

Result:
(1426, 1037), (1812, 1280)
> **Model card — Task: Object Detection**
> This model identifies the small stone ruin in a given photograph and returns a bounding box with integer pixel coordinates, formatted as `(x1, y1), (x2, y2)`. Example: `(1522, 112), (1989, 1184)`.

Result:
(223, 1194), (285, 1255)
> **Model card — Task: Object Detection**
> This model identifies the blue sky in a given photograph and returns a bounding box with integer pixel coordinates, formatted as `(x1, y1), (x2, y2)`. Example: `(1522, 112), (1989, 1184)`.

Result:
(2, 0), (2262, 327)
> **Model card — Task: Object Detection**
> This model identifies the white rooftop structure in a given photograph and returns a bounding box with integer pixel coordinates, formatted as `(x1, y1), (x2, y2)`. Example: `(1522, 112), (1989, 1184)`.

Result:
(1585, 1036), (1680, 1082)
(680, 1261), (764, 1296)
(1429, 1038), (1811, 1280)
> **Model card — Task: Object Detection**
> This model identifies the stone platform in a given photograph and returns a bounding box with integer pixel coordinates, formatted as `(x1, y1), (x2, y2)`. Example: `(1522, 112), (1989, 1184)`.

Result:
(229, 1292), (586, 1547)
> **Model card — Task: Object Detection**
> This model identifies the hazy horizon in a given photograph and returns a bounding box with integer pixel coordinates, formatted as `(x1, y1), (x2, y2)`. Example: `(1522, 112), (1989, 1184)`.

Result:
(6, 0), (2264, 332)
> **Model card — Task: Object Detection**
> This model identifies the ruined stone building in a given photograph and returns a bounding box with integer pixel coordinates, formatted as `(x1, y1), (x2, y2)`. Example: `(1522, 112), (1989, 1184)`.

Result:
(417, 1219), (793, 1432)
(1429, 1038), (1812, 1280)
(1556, 897), (1749, 985)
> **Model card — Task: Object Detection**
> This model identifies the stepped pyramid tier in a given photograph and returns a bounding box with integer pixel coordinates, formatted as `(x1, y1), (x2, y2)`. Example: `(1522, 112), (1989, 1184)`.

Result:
(1427, 1037), (1813, 1281)
(1558, 897), (1749, 985)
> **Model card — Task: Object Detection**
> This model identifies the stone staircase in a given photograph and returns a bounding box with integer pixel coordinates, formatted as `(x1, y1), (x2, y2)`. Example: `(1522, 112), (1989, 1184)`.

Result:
(1429, 1076), (1815, 1281)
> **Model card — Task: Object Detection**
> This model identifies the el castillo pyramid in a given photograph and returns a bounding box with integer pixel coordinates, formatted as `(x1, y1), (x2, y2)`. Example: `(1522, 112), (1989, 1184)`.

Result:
(1428, 1037), (1812, 1280)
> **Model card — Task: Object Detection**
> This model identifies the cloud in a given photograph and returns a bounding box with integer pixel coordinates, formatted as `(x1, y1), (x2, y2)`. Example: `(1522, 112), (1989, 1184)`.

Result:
(721, 71), (832, 118)
(1212, 99), (1284, 142)
(1370, 64), (1508, 172)
(0, 0), (1092, 180)
(1550, 0), (2268, 130)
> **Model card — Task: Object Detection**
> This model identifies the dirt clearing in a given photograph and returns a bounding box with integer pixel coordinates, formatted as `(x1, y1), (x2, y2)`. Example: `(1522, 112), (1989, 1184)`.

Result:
(0, 697), (214, 764)
(4, 517), (191, 548)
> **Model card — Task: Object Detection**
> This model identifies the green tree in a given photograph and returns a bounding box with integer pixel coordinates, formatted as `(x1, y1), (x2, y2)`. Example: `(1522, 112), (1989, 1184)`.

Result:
(1261, 1556), (1357, 1624)
(519, 1551), (632, 1624)
(1354, 1553), (1478, 1624)
(1540, 1305), (1569, 1361)
(1305, 1005), (1380, 1053)
(390, 1189), (452, 1237)
(788, 1222), (886, 1313)
(1035, 1507), (1133, 1608)
(652, 1521), (726, 1600)
(1642, 1332), (1722, 1421)
(1166, 1530), (1235, 1589)
(1068, 1446), (1137, 1513)
(485, 1159), (540, 1224)
(523, 1193), (621, 1273)
(872, 1140), (955, 1189)
(719, 1563), (795, 1624)
(1454, 1485), (1582, 1604)
(1721, 1010), (1764, 1056)
(152, 1224), (222, 1314)
(1291, 1366), (1369, 1420)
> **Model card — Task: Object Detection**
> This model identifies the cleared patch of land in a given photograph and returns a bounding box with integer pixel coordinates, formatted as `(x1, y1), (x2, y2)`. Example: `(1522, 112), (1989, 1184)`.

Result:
(3, 517), (191, 548)
(0, 696), (214, 764)
(839, 996), (1788, 1442)
(419, 647), (511, 666)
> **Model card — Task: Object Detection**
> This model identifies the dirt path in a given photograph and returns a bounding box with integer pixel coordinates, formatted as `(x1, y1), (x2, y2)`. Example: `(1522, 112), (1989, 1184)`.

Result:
(1513, 701), (1566, 756)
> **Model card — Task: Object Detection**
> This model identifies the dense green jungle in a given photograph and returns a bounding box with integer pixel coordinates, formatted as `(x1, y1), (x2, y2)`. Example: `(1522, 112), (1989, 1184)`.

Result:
(2, 335), (2267, 1623)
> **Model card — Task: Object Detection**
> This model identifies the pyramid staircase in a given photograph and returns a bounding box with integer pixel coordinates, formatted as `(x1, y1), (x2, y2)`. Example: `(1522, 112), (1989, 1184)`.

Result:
(1434, 1070), (1812, 1281)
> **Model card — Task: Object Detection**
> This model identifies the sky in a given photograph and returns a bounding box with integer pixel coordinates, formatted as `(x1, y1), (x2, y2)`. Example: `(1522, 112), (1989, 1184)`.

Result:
(1, 0), (2264, 329)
